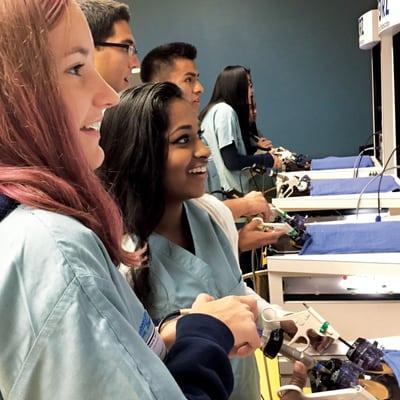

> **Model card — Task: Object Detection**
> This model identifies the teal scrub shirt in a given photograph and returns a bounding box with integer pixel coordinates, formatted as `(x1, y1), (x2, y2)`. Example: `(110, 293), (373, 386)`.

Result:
(0, 206), (186, 400)
(201, 102), (251, 193)
(146, 200), (260, 400)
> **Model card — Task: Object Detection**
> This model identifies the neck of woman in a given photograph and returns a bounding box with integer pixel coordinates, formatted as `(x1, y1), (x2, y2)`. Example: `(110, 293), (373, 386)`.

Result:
(155, 200), (194, 252)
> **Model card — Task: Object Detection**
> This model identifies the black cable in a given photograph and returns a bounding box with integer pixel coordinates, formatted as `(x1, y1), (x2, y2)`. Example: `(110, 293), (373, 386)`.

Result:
(239, 167), (251, 194)
(376, 146), (400, 220)
(250, 168), (261, 192)
(361, 131), (382, 153)
(268, 247), (299, 255)
(338, 336), (353, 348)
(335, 209), (343, 217)
(355, 131), (382, 177)
(210, 188), (245, 200)
(355, 166), (400, 217)
(263, 187), (277, 195)
(363, 131), (381, 148)
(354, 146), (374, 178)
(209, 190), (225, 196)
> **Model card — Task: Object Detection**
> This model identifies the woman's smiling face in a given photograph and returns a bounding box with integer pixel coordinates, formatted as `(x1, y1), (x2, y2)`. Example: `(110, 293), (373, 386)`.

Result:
(164, 98), (210, 203)
(49, 1), (119, 169)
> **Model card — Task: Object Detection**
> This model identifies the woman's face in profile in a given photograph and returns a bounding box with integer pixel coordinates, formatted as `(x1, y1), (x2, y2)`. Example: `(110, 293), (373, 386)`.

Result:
(164, 98), (210, 203)
(48, 1), (119, 170)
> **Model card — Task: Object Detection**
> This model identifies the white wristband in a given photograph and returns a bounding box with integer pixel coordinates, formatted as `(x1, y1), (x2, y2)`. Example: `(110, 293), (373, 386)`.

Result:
(277, 384), (303, 398)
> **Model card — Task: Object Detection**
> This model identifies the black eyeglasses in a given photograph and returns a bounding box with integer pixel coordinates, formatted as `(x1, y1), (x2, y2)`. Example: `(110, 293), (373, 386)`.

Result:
(95, 42), (138, 57)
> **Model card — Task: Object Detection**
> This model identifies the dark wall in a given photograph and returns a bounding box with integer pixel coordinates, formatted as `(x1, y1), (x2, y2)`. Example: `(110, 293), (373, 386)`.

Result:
(127, 0), (377, 158)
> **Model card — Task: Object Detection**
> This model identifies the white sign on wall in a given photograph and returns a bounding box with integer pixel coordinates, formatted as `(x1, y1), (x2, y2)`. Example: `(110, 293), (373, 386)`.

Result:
(359, 10), (380, 50)
(378, 0), (400, 35)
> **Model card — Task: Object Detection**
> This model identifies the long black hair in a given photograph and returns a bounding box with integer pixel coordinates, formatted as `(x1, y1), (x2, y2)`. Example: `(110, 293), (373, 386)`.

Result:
(200, 65), (251, 149)
(99, 82), (183, 304)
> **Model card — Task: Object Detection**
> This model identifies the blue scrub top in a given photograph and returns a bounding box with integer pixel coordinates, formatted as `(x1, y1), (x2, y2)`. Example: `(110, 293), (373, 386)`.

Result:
(201, 102), (251, 193)
(146, 200), (260, 400)
(0, 206), (186, 400)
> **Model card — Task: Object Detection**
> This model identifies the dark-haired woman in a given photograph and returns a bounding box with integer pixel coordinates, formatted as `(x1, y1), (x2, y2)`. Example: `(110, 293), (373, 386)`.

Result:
(99, 82), (295, 400)
(200, 66), (279, 194)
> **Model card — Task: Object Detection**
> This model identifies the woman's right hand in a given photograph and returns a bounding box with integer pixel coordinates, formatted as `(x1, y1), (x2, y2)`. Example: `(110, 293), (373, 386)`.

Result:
(191, 293), (261, 358)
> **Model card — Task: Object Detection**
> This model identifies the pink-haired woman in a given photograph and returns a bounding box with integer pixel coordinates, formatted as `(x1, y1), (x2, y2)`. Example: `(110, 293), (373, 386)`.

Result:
(0, 1), (260, 399)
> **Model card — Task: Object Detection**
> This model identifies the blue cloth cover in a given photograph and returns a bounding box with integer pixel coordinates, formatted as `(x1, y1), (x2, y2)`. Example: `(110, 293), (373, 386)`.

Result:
(300, 221), (400, 255)
(310, 176), (400, 196)
(383, 350), (400, 387)
(311, 156), (374, 170)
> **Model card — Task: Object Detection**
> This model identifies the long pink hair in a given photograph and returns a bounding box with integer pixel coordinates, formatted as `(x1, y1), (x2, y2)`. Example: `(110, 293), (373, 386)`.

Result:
(0, 0), (139, 267)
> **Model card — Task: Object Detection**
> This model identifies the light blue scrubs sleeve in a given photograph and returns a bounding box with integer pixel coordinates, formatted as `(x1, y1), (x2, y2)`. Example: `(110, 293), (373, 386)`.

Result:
(213, 104), (241, 150)
(201, 103), (249, 192)
(146, 202), (260, 400)
(0, 207), (185, 400)
(9, 276), (162, 400)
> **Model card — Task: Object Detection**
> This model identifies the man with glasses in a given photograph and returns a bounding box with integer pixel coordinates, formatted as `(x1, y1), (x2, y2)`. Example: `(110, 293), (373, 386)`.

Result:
(78, 0), (140, 93)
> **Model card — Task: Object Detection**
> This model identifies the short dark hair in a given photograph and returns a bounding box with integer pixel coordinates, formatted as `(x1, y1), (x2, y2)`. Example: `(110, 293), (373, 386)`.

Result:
(77, 0), (130, 44)
(140, 42), (197, 83)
